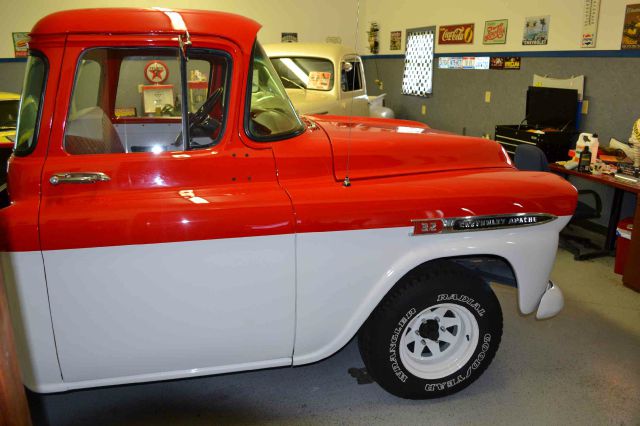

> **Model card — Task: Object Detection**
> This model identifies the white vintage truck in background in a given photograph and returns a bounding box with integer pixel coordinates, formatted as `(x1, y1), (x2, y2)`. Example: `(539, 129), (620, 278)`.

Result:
(265, 43), (394, 118)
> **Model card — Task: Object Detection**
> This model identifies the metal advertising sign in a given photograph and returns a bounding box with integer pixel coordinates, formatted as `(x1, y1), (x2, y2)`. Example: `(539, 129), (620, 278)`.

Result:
(483, 19), (508, 44)
(522, 15), (550, 45)
(621, 3), (640, 49)
(390, 31), (402, 50)
(503, 57), (522, 70)
(439, 23), (474, 44)
(489, 57), (505, 69)
(144, 60), (169, 84)
(12, 33), (29, 58)
(490, 57), (521, 70)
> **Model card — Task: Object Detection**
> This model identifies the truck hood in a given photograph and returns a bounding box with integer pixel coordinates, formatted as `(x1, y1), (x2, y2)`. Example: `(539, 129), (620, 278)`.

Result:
(310, 115), (512, 181)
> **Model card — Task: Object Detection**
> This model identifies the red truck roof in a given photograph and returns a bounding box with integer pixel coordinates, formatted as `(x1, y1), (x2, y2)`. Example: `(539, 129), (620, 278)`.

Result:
(31, 8), (261, 51)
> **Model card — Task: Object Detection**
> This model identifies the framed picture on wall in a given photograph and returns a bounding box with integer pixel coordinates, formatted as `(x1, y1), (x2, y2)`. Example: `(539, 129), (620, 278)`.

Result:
(12, 32), (29, 57)
(483, 19), (508, 44)
(390, 31), (402, 50)
(621, 3), (640, 49)
(522, 15), (550, 45)
(142, 85), (175, 115)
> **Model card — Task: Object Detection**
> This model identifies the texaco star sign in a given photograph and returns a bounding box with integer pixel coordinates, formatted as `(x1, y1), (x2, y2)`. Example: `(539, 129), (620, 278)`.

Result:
(144, 60), (169, 84)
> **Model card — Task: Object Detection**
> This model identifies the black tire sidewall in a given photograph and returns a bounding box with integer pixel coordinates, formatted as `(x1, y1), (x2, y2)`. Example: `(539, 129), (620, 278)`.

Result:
(367, 268), (502, 399)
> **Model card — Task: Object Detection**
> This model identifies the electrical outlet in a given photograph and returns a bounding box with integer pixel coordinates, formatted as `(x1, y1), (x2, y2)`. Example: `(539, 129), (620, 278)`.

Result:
(421, 104), (427, 115)
(581, 100), (589, 114)
(484, 91), (491, 103)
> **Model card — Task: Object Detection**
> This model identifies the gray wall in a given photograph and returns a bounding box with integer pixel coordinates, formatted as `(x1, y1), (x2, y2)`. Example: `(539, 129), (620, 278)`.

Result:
(363, 55), (639, 228)
(364, 56), (639, 142)
(0, 61), (26, 93)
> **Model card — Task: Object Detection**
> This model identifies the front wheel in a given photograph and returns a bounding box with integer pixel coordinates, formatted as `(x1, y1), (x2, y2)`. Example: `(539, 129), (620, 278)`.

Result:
(358, 260), (503, 399)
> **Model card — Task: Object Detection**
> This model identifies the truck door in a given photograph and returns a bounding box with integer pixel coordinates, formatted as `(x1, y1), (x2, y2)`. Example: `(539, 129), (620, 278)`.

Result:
(339, 56), (369, 117)
(38, 35), (296, 384)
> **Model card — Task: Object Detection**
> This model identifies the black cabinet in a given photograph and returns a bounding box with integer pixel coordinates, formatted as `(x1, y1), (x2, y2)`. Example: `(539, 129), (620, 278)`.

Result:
(495, 125), (576, 163)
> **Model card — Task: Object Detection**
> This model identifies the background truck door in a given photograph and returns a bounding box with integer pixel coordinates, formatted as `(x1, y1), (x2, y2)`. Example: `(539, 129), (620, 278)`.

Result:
(339, 55), (368, 116)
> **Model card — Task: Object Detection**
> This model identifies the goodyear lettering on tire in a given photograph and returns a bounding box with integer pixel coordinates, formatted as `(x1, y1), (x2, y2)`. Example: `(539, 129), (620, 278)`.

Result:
(389, 307), (416, 382)
(424, 333), (492, 392)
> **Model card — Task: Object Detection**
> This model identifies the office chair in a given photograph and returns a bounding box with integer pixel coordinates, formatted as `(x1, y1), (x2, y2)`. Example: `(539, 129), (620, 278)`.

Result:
(513, 144), (603, 259)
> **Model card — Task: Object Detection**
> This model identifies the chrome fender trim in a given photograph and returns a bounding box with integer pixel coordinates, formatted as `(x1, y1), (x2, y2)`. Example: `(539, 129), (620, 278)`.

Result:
(411, 213), (557, 236)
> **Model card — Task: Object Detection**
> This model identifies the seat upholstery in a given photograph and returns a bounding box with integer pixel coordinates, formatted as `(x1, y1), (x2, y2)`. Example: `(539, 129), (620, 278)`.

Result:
(514, 144), (550, 172)
(65, 107), (124, 155)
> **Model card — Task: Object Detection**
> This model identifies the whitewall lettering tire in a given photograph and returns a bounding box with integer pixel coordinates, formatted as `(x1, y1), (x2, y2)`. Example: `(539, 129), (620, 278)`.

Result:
(358, 260), (502, 399)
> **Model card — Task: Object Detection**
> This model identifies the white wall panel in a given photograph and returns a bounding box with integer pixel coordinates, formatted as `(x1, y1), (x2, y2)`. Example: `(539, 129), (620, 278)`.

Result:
(360, 0), (635, 54)
(0, 0), (360, 57)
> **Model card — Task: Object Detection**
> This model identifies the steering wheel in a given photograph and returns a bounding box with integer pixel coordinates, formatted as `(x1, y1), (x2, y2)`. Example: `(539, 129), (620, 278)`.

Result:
(173, 87), (224, 148)
(190, 87), (223, 129)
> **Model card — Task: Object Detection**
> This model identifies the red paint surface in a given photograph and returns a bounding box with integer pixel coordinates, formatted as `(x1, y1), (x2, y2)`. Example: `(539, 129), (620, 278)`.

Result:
(0, 9), (578, 253)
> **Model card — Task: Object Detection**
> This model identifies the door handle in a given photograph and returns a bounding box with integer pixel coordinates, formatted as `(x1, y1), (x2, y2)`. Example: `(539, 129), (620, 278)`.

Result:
(49, 172), (111, 185)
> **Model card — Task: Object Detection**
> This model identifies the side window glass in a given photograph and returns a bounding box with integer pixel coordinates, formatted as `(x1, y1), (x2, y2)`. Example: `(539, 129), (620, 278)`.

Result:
(65, 47), (229, 155)
(185, 53), (230, 149)
(14, 53), (47, 155)
(246, 43), (304, 141)
(341, 60), (363, 92)
(72, 59), (101, 113)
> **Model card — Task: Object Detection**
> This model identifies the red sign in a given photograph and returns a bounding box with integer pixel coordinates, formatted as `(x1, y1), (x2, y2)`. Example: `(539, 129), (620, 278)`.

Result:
(439, 24), (474, 45)
(144, 60), (169, 84)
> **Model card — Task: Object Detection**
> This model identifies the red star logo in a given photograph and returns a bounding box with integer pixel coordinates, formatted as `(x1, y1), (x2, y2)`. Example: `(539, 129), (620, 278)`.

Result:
(149, 65), (164, 81)
(145, 61), (169, 83)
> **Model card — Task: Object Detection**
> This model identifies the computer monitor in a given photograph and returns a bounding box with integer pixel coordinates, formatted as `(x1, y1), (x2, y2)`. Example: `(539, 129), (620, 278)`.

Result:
(526, 86), (578, 129)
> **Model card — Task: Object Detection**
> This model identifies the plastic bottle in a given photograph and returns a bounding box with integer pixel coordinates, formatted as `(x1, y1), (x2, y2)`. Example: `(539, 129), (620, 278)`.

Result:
(578, 145), (592, 173)
(589, 133), (599, 165)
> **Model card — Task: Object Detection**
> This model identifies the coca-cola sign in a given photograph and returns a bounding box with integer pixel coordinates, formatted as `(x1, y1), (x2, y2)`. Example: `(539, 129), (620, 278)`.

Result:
(439, 23), (474, 45)
(483, 19), (508, 44)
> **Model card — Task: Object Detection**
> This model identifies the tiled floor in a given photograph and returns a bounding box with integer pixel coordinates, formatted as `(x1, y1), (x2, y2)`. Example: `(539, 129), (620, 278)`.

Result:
(28, 249), (640, 425)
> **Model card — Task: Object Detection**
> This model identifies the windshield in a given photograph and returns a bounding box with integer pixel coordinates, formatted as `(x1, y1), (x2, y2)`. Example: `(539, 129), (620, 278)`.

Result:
(0, 100), (19, 129)
(247, 43), (304, 141)
(15, 54), (47, 155)
(270, 57), (334, 91)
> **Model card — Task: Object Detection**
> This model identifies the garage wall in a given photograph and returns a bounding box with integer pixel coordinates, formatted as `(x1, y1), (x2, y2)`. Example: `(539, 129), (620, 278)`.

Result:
(0, 0), (360, 58)
(358, 0), (639, 228)
(364, 56), (639, 142)
(363, 55), (638, 228)
(358, 0), (635, 54)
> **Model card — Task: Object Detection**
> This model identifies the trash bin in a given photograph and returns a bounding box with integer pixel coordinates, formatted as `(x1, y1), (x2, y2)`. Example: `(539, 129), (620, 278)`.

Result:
(615, 217), (634, 275)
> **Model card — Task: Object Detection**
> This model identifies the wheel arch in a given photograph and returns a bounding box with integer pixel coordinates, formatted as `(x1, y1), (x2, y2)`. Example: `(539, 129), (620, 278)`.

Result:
(360, 254), (516, 325)
(293, 219), (567, 367)
(294, 253), (518, 367)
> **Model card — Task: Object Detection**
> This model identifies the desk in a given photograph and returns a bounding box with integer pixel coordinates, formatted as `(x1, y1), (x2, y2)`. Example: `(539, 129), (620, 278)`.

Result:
(549, 164), (640, 289)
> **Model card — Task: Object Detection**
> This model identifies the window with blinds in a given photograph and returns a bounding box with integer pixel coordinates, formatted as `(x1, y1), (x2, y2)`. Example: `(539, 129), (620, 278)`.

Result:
(402, 27), (435, 97)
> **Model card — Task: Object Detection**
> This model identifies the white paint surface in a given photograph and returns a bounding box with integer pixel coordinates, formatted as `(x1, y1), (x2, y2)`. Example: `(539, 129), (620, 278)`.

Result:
(6, 216), (570, 392)
(293, 216), (570, 365)
(43, 234), (296, 383)
(0, 252), (63, 392)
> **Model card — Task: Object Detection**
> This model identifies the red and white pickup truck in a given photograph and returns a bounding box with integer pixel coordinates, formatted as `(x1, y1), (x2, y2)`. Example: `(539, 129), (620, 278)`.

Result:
(0, 8), (576, 399)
